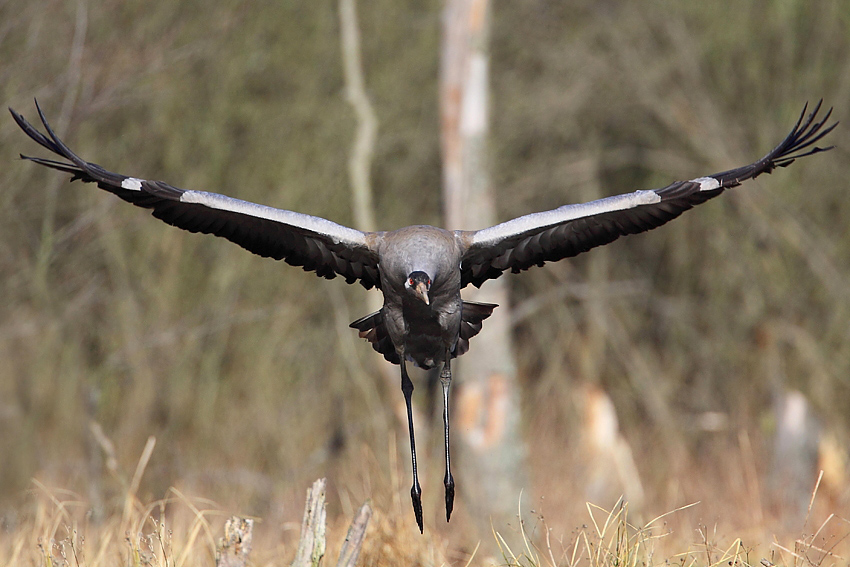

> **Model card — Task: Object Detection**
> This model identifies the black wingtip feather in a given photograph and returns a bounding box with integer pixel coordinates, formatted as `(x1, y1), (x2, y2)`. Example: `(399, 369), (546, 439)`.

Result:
(11, 104), (62, 157)
(769, 101), (837, 167)
(709, 101), (837, 187)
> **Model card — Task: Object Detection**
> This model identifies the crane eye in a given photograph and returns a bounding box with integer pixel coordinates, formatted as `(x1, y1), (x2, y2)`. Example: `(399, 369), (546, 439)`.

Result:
(408, 278), (414, 286)
(427, 279), (431, 286)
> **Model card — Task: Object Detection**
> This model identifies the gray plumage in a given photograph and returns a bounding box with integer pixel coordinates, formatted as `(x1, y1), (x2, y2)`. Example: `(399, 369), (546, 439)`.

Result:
(10, 100), (835, 533)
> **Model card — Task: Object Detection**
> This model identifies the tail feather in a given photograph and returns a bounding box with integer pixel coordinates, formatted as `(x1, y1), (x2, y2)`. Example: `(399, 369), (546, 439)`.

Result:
(349, 300), (499, 365)
(349, 310), (400, 365)
(453, 301), (498, 357)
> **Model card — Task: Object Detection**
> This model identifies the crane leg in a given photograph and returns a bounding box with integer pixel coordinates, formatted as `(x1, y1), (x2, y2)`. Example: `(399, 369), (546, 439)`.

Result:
(400, 360), (423, 533)
(441, 352), (455, 522)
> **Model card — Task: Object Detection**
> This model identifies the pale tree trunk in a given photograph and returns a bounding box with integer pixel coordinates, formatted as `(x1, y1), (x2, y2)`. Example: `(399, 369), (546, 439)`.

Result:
(440, 0), (527, 531)
(339, 0), (377, 234)
(337, 0), (432, 509)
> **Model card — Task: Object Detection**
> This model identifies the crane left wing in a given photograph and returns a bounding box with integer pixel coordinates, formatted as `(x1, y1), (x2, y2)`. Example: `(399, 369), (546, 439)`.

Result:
(459, 101), (835, 289)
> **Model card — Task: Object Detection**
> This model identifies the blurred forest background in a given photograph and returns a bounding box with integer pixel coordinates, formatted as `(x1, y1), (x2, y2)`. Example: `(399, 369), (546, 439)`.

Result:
(1, 0), (849, 563)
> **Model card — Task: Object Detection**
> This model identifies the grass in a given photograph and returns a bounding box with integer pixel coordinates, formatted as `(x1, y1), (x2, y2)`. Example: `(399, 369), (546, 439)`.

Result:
(3, 431), (846, 566)
(4, 476), (846, 567)
(7, 482), (214, 567)
(494, 495), (849, 567)
(494, 499), (692, 567)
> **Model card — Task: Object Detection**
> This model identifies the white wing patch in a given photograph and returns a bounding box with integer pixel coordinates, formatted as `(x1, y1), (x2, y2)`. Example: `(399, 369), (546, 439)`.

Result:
(691, 176), (721, 191)
(121, 177), (143, 191)
(472, 189), (662, 247)
(178, 190), (367, 246)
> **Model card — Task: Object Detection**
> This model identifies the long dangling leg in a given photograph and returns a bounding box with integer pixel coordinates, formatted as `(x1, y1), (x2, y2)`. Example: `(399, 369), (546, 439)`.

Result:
(441, 351), (455, 522)
(400, 360), (423, 533)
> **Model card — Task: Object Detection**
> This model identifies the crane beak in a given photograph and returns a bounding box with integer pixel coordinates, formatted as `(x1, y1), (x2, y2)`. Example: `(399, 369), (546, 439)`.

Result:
(414, 281), (430, 305)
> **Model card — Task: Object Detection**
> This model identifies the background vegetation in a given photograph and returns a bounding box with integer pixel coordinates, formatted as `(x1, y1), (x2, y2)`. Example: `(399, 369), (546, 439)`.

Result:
(1, 0), (848, 563)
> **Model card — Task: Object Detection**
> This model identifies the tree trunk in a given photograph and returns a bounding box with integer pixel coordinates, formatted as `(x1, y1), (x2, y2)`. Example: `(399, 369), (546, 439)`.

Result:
(439, 0), (527, 532)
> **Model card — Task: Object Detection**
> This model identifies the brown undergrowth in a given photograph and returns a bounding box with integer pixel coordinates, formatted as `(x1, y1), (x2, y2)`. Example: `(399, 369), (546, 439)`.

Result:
(4, 474), (846, 567)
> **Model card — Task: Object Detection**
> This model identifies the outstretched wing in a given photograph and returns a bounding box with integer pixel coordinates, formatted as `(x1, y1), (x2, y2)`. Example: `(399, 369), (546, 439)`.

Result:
(11, 101), (382, 289)
(459, 101), (836, 288)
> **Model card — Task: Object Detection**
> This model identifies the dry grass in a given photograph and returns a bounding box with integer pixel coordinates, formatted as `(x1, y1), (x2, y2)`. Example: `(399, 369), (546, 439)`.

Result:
(494, 494), (849, 567)
(4, 478), (845, 567)
(3, 431), (845, 567)
(4, 482), (219, 566)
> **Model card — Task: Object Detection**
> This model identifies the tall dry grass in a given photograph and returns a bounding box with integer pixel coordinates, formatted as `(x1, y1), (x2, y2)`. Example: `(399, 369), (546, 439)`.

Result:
(494, 494), (849, 567)
(3, 474), (846, 566)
